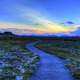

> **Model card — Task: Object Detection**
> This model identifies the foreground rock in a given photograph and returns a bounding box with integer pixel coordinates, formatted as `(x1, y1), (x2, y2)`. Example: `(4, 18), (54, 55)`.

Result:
(0, 41), (40, 80)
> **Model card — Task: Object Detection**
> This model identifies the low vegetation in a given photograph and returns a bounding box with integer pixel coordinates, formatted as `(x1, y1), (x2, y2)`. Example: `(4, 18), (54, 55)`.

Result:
(36, 39), (80, 80)
(0, 38), (40, 80)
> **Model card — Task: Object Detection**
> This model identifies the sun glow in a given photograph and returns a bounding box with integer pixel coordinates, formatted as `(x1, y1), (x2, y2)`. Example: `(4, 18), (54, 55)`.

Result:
(0, 8), (79, 34)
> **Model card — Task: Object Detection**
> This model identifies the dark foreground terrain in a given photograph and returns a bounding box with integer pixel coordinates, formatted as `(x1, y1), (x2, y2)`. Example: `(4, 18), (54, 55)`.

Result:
(0, 32), (40, 80)
(0, 32), (80, 80)
(35, 36), (80, 80)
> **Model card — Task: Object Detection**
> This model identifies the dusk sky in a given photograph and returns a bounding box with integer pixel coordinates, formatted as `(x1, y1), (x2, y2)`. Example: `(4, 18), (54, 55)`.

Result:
(0, 0), (80, 36)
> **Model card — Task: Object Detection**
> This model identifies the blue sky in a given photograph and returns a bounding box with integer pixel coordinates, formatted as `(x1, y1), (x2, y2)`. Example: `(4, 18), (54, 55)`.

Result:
(0, 0), (80, 24)
(0, 0), (80, 36)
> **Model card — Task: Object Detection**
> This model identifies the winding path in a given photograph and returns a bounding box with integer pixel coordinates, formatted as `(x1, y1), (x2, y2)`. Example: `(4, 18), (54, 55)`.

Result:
(27, 42), (73, 80)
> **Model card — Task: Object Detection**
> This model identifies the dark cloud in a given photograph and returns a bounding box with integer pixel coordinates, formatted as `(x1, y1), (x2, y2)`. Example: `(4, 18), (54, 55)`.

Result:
(66, 21), (74, 24)
(60, 21), (75, 26)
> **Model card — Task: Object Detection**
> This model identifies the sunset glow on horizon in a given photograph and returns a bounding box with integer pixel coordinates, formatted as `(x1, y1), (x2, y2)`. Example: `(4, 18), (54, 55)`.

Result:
(0, 0), (80, 36)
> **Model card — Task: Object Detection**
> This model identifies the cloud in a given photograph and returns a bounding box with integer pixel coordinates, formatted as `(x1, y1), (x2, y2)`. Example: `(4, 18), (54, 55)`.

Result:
(15, 7), (74, 33)
(0, 4), (80, 35)
(66, 21), (74, 24)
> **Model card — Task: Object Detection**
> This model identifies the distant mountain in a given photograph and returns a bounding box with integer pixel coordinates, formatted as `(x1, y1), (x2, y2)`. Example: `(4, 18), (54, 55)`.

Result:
(3, 32), (15, 35)
(0, 31), (16, 38)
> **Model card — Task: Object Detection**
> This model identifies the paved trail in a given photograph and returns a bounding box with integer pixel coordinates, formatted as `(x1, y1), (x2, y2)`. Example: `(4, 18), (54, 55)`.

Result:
(27, 42), (73, 80)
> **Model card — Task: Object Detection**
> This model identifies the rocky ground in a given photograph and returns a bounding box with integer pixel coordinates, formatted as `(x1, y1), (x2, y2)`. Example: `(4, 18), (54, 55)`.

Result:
(0, 40), (40, 80)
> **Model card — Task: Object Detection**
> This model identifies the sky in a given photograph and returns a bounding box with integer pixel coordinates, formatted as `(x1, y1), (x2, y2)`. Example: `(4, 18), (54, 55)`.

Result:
(0, 0), (80, 36)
